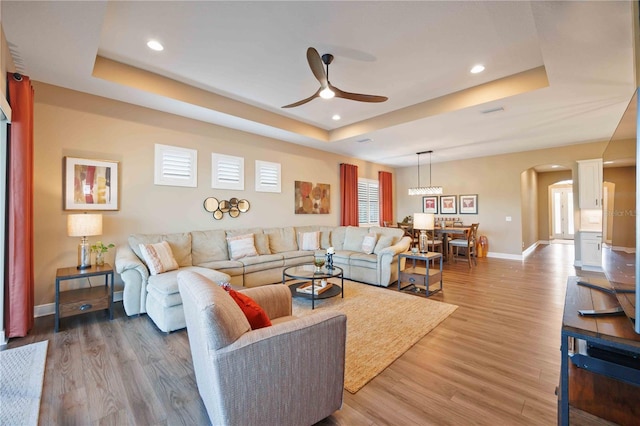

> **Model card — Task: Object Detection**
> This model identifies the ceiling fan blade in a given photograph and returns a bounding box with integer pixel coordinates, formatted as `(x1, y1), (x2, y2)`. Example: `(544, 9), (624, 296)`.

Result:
(307, 47), (328, 87)
(330, 83), (388, 103)
(281, 88), (321, 108)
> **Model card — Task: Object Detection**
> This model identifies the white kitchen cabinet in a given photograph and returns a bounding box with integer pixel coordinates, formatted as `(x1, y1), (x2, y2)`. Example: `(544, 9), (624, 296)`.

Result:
(577, 159), (603, 209)
(580, 231), (602, 269)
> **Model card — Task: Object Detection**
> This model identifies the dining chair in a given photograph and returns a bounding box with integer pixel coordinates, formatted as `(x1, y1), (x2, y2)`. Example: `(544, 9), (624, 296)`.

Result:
(449, 223), (479, 267)
(398, 223), (417, 248)
(425, 229), (443, 254)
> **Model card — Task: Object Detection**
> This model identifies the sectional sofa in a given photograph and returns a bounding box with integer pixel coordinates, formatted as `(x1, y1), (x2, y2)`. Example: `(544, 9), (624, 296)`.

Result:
(115, 225), (410, 332)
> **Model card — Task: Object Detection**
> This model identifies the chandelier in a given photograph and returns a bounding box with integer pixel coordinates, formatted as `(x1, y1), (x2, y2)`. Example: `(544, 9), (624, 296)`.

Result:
(408, 150), (443, 195)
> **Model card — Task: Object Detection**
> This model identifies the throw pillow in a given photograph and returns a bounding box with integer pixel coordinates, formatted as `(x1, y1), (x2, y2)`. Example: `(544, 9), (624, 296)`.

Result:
(226, 289), (272, 330)
(362, 234), (378, 254)
(139, 241), (179, 275)
(227, 234), (258, 260)
(298, 231), (320, 251)
(374, 235), (395, 254)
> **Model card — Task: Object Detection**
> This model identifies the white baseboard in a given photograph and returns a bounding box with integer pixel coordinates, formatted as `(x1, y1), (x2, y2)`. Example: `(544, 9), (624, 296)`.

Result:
(34, 290), (123, 318)
(609, 246), (636, 254)
(0, 330), (6, 347)
(486, 252), (523, 261)
(581, 265), (604, 272)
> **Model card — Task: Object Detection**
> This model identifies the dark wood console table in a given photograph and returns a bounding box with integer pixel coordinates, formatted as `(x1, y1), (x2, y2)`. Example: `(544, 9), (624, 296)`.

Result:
(560, 276), (640, 425)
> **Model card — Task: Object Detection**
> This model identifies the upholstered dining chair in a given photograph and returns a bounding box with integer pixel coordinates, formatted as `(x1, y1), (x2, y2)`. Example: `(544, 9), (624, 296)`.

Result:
(449, 223), (479, 267)
(178, 271), (347, 426)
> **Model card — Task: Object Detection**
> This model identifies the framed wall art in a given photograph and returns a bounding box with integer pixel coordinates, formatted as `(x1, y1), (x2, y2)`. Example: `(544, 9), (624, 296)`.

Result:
(422, 196), (438, 214)
(439, 195), (457, 214)
(64, 157), (119, 210)
(459, 194), (478, 214)
(295, 181), (330, 214)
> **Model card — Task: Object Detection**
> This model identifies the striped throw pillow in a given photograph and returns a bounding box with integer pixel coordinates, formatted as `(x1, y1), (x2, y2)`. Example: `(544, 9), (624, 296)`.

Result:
(227, 234), (258, 260)
(298, 231), (320, 251)
(139, 241), (179, 275)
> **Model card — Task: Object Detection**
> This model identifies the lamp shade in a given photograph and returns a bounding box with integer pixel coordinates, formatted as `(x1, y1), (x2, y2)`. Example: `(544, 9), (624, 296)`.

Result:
(413, 213), (434, 230)
(67, 214), (102, 237)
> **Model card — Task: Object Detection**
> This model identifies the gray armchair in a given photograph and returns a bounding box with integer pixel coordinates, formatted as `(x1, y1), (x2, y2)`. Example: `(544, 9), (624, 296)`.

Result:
(178, 271), (347, 426)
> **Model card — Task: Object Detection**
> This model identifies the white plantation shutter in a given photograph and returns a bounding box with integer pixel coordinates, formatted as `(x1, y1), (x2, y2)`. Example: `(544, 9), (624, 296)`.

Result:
(358, 178), (379, 226)
(255, 160), (281, 193)
(154, 144), (197, 187)
(212, 154), (244, 190)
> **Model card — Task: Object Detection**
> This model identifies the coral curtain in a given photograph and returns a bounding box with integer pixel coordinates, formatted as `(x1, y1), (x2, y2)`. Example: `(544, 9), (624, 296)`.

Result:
(340, 163), (358, 226)
(378, 171), (393, 226)
(6, 73), (35, 337)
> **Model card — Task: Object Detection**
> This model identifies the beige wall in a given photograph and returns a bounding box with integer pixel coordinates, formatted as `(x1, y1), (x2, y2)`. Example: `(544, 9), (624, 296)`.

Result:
(396, 141), (607, 257)
(604, 166), (636, 249)
(33, 82), (395, 305)
(520, 168), (538, 251)
(537, 170), (573, 240)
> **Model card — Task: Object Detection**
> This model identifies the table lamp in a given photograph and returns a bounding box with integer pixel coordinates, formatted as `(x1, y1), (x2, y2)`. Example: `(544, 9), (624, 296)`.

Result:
(413, 212), (434, 253)
(67, 213), (102, 269)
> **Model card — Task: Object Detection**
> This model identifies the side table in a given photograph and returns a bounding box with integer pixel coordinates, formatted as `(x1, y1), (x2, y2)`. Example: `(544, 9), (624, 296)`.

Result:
(397, 251), (443, 296)
(55, 263), (114, 332)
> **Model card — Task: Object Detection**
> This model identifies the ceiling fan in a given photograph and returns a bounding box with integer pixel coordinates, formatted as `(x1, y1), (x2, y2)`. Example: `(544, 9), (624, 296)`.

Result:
(282, 47), (388, 108)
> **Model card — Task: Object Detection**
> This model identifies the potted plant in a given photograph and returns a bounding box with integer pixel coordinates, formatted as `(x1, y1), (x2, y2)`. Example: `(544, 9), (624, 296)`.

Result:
(91, 241), (115, 266)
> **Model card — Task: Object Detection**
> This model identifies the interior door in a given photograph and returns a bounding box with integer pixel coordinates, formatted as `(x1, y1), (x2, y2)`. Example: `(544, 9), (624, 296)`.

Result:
(552, 187), (575, 240)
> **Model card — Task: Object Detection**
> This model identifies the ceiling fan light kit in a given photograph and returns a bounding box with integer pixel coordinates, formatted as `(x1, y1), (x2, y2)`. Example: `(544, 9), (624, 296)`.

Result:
(282, 47), (388, 108)
(408, 150), (443, 196)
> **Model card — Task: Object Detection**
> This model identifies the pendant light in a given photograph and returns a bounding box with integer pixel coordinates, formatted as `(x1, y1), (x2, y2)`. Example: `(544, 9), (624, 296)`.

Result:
(408, 150), (443, 195)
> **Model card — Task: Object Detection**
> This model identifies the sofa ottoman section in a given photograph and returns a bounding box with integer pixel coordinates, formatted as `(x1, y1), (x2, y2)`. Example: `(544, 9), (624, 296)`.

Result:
(145, 266), (231, 332)
(240, 254), (285, 288)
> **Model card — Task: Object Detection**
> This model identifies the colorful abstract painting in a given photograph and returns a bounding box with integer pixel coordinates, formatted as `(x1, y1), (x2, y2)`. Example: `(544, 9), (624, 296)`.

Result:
(64, 157), (119, 210)
(295, 181), (330, 214)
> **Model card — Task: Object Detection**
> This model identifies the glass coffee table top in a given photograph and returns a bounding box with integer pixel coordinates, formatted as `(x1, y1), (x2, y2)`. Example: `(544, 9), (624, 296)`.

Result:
(283, 264), (344, 308)
(283, 264), (343, 280)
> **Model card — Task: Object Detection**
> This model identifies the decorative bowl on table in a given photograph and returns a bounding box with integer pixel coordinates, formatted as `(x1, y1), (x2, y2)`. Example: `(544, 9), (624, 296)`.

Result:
(313, 257), (325, 272)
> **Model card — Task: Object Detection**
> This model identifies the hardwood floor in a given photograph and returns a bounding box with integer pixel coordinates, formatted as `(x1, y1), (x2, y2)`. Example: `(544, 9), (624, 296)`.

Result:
(7, 243), (615, 425)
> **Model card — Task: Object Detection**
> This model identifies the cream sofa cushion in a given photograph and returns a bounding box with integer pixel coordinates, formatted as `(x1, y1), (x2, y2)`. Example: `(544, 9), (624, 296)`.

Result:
(191, 229), (229, 263)
(265, 227), (298, 253)
(343, 226), (370, 252)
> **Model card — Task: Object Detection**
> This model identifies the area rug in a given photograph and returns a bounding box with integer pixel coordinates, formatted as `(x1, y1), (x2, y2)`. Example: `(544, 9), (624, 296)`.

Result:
(292, 282), (457, 393)
(0, 340), (48, 426)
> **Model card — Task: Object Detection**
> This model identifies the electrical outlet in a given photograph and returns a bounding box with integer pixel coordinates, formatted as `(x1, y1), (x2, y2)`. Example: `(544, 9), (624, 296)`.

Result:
(506, 216), (512, 222)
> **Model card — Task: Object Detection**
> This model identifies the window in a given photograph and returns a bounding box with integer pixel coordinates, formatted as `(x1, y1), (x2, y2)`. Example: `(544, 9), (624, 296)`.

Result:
(154, 144), (197, 187)
(212, 153), (244, 190)
(358, 178), (379, 226)
(255, 160), (281, 193)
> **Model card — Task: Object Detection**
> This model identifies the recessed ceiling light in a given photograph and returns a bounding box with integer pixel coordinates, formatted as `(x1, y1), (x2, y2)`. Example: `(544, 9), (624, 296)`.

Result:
(332, 114), (341, 121)
(147, 40), (164, 51)
(470, 64), (485, 74)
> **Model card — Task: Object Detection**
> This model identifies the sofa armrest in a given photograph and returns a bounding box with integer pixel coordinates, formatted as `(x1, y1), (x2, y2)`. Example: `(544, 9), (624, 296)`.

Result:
(239, 284), (292, 319)
(378, 235), (411, 259)
(212, 311), (346, 425)
(115, 245), (150, 316)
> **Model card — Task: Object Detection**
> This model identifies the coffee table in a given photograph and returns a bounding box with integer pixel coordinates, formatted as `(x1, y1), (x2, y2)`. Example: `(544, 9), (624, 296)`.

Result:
(283, 264), (344, 309)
